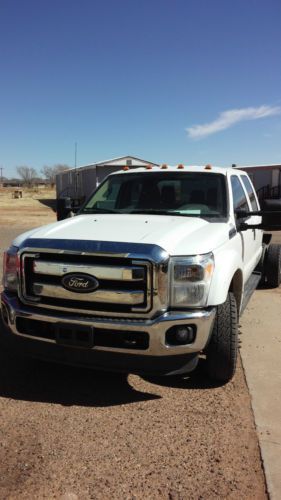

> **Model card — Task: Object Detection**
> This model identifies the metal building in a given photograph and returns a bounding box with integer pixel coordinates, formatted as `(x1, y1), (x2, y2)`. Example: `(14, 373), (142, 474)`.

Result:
(56, 155), (159, 206)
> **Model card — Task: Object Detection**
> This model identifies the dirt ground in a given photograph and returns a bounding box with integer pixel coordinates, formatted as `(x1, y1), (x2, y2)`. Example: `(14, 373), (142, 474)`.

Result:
(0, 187), (57, 227)
(0, 193), (268, 499)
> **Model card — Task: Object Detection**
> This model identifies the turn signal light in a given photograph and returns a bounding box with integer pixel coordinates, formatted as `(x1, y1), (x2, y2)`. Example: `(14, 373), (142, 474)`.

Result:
(3, 249), (20, 291)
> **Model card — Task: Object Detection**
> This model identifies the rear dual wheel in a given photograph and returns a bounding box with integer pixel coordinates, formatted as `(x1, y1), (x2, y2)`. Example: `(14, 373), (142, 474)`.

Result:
(264, 244), (281, 288)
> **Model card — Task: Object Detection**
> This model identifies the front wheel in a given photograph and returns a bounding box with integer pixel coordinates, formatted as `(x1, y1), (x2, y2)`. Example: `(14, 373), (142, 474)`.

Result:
(205, 292), (238, 383)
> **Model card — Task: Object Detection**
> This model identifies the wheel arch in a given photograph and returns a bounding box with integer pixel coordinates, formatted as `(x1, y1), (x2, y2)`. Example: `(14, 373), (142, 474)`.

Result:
(228, 269), (243, 314)
(207, 246), (244, 309)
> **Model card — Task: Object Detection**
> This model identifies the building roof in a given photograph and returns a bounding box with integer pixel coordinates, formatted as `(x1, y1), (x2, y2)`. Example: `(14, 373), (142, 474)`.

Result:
(94, 155), (159, 166)
(69, 155), (159, 172)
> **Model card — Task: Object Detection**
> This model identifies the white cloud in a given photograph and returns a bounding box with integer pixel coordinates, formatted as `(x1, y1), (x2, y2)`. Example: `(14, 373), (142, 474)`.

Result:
(186, 105), (281, 139)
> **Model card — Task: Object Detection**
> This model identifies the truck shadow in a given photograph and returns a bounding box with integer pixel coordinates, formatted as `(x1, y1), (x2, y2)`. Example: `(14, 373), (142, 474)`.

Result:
(0, 340), (161, 407)
(143, 359), (224, 389)
(0, 325), (219, 407)
(0, 346), (220, 408)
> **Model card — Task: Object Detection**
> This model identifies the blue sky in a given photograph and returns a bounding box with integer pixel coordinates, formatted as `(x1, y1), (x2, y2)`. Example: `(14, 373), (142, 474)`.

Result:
(1, 0), (281, 177)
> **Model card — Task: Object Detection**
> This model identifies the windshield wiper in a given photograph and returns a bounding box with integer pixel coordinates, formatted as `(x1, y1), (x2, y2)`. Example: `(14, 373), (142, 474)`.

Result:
(81, 208), (121, 214)
(130, 209), (192, 216)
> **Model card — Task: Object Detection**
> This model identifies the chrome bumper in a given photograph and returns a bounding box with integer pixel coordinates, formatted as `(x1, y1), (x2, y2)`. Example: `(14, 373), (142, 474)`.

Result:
(1, 292), (216, 357)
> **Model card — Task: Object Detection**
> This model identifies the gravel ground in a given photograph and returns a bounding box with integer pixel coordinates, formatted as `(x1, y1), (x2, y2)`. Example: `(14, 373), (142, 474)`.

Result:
(0, 222), (267, 499)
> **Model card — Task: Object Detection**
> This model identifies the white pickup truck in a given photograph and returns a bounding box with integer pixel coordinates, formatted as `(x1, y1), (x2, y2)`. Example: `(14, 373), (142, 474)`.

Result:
(2, 165), (281, 382)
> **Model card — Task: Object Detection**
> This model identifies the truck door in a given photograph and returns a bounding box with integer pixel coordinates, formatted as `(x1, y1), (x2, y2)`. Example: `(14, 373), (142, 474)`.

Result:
(240, 174), (263, 261)
(230, 175), (261, 283)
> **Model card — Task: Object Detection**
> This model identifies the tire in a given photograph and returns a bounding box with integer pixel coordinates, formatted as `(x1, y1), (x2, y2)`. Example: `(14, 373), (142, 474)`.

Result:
(264, 244), (281, 288)
(205, 292), (238, 383)
(256, 244), (267, 287)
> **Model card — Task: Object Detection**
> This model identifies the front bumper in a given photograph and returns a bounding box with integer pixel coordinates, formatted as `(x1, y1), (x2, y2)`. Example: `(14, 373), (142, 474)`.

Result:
(1, 292), (216, 375)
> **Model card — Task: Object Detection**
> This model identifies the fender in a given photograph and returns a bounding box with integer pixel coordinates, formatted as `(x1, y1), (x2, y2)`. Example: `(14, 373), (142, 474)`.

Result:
(207, 236), (244, 307)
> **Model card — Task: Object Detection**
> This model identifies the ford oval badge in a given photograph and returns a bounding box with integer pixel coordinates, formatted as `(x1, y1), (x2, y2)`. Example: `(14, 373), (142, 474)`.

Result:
(61, 273), (99, 293)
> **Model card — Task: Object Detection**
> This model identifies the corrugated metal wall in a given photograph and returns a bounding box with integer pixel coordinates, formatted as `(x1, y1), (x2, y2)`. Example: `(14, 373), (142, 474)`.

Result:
(240, 167), (281, 191)
(80, 168), (97, 200)
(55, 157), (158, 201)
(251, 170), (272, 190)
(96, 165), (123, 186)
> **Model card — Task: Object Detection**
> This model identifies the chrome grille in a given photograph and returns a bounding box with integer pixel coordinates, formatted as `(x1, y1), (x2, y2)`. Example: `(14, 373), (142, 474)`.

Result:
(20, 251), (152, 316)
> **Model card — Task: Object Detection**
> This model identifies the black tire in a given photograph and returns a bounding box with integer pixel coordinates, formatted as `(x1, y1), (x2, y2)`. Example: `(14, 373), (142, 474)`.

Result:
(256, 243), (267, 287)
(264, 244), (281, 288)
(206, 292), (238, 383)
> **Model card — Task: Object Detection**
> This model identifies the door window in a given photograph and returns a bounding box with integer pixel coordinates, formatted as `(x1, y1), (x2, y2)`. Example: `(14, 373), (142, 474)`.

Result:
(241, 175), (258, 211)
(231, 176), (250, 212)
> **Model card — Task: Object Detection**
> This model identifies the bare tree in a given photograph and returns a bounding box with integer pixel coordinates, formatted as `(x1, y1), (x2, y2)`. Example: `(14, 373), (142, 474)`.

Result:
(16, 166), (38, 187)
(41, 164), (70, 187)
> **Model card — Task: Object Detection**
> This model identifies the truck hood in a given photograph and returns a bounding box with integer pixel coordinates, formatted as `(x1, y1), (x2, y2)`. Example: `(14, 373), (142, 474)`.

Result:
(13, 214), (231, 255)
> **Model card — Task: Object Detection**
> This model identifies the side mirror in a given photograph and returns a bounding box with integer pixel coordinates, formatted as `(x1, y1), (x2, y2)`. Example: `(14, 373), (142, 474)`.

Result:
(259, 210), (281, 231)
(235, 209), (248, 219)
(64, 197), (72, 210)
(56, 197), (73, 221)
(235, 208), (281, 231)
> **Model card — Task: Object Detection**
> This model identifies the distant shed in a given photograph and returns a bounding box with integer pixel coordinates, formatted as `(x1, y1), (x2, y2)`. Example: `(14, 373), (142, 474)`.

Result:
(56, 155), (159, 205)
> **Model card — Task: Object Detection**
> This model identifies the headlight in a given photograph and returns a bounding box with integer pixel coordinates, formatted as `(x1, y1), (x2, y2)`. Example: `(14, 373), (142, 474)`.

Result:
(170, 253), (214, 307)
(3, 246), (20, 292)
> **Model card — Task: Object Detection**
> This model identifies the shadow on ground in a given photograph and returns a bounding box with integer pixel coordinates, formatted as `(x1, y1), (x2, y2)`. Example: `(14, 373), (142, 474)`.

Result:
(0, 322), (221, 407)
(37, 198), (57, 211)
(0, 341), (163, 407)
(0, 318), (163, 406)
(143, 358), (223, 390)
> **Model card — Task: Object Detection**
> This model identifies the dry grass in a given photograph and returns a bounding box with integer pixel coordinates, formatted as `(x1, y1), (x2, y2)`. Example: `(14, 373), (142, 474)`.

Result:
(0, 187), (57, 227)
(0, 186), (55, 198)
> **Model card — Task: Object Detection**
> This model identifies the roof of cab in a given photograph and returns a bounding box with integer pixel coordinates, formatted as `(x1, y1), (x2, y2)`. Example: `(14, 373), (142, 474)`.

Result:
(113, 165), (245, 176)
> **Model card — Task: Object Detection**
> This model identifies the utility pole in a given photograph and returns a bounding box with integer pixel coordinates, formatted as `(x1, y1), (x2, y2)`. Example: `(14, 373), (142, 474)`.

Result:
(0, 166), (4, 185)
(74, 142), (77, 168)
(74, 142), (78, 196)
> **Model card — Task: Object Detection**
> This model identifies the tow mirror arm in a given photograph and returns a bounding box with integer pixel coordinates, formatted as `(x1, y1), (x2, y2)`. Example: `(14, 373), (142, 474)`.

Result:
(235, 209), (281, 232)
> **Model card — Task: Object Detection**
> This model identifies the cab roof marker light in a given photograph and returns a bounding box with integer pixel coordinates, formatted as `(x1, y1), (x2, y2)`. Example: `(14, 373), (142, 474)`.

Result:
(122, 166), (130, 171)
(205, 164), (212, 170)
(177, 164), (184, 169)
(146, 165), (153, 170)
(161, 164), (168, 169)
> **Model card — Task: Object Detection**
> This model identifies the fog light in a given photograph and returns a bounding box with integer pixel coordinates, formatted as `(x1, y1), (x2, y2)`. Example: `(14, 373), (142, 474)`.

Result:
(165, 324), (196, 346)
(176, 326), (193, 343)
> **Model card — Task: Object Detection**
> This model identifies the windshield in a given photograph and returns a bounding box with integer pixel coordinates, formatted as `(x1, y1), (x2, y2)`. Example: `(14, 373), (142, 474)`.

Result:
(80, 172), (227, 219)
